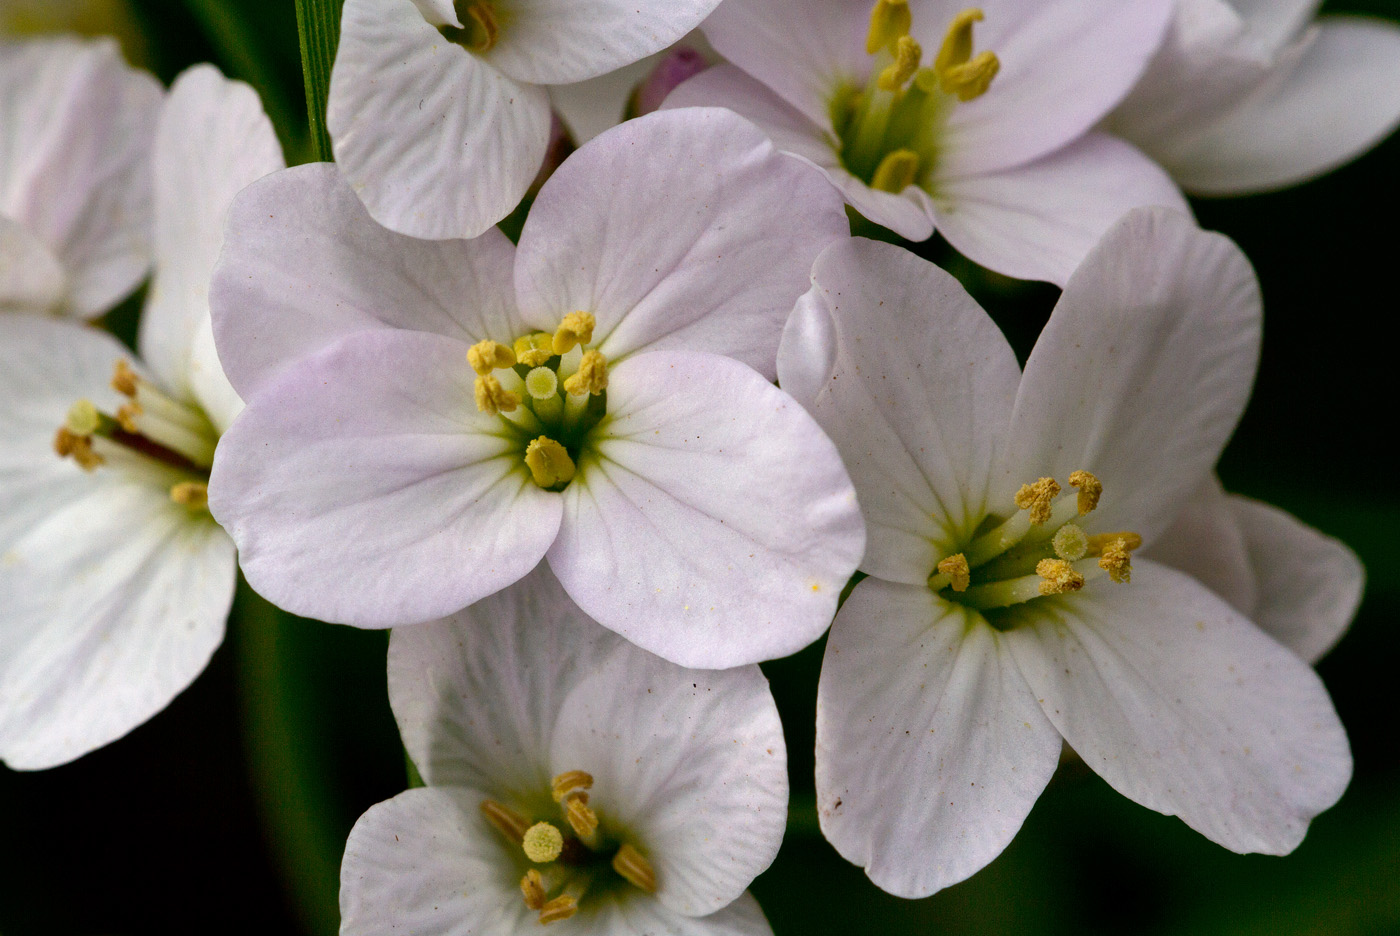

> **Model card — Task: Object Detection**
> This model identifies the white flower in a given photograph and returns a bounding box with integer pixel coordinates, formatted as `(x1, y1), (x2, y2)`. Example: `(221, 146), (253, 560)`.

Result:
(0, 66), (284, 769)
(1109, 0), (1400, 195)
(208, 108), (863, 669)
(776, 207), (1352, 898)
(327, 0), (723, 240)
(340, 566), (786, 936)
(663, 0), (1187, 285)
(0, 35), (160, 317)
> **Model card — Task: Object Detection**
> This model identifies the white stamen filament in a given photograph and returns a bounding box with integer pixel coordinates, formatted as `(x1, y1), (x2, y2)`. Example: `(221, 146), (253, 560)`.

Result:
(957, 558), (1109, 610)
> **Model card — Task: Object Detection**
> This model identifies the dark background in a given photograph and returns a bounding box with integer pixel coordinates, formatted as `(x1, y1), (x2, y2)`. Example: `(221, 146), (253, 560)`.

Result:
(2, 1), (1397, 933)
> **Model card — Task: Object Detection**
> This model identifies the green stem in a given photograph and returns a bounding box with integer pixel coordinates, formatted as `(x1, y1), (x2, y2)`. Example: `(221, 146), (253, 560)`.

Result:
(294, 0), (343, 161)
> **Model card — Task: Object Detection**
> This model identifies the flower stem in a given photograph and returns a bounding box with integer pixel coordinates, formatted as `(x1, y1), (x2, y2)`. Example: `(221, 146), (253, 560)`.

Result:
(294, 0), (342, 161)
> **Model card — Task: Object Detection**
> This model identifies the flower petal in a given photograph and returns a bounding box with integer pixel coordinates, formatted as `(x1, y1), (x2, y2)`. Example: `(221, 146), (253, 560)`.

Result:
(1230, 0), (1322, 54)
(601, 891), (773, 936)
(995, 207), (1261, 545)
(208, 329), (561, 627)
(1141, 474), (1258, 618)
(0, 214), (66, 314)
(549, 350), (864, 669)
(777, 238), (1020, 584)
(211, 163), (522, 401)
(1004, 559), (1352, 854)
(137, 65), (283, 432)
(932, 133), (1189, 287)
(816, 577), (1062, 898)
(328, 0), (551, 239)
(515, 108), (847, 379)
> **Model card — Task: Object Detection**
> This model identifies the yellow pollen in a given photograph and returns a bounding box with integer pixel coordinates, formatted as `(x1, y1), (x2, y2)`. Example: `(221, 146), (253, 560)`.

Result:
(116, 401), (142, 434)
(1086, 531), (1143, 555)
(1052, 523), (1088, 562)
(522, 822), (564, 864)
(467, 340), (516, 375)
(474, 374), (520, 414)
(53, 427), (103, 471)
(563, 350), (608, 397)
(934, 8), (999, 101)
(937, 553), (971, 592)
(111, 360), (140, 397)
(520, 870), (548, 911)
(1014, 477), (1061, 525)
(612, 843), (657, 893)
(514, 332), (556, 367)
(538, 895), (578, 925)
(1096, 535), (1139, 584)
(877, 35), (923, 91)
(1068, 470), (1102, 516)
(552, 311), (596, 355)
(565, 797), (599, 839)
(525, 437), (576, 488)
(480, 800), (532, 843)
(870, 149), (921, 193)
(551, 770), (595, 802)
(460, 0), (498, 52)
(866, 0), (911, 54)
(1036, 558), (1084, 596)
(170, 481), (209, 509)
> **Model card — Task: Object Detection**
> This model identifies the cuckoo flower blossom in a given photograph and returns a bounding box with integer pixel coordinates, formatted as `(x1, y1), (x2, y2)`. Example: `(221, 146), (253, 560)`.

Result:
(209, 108), (862, 669)
(327, 0), (722, 240)
(776, 208), (1352, 898)
(665, 0), (1185, 285)
(0, 66), (284, 769)
(341, 567), (785, 935)
(1109, 0), (1400, 195)
(0, 35), (160, 317)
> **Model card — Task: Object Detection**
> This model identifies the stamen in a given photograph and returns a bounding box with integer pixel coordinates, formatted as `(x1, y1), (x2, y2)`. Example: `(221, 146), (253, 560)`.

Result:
(562, 350), (607, 397)
(457, 0), (498, 52)
(111, 360), (140, 397)
(936, 553), (971, 592)
(480, 800), (532, 843)
(1014, 477), (1061, 525)
(525, 437), (576, 488)
(520, 870), (548, 911)
(870, 148), (920, 193)
(467, 340), (516, 375)
(552, 311), (596, 356)
(515, 333), (556, 368)
(551, 770), (595, 802)
(942, 51), (998, 101)
(1036, 558), (1084, 596)
(525, 366), (560, 401)
(53, 427), (103, 470)
(116, 401), (142, 434)
(523, 822), (564, 864)
(565, 798), (599, 840)
(1068, 470), (1102, 516)
(1051, 523), (1088, 562)
(538, 895), (578, 925)
(877, 35), (923, 91)
(1096, 535), (1137, 584)
(1086, 531), (1142, 554)
(474, 374), (521, 414)
(866, 0), (911, 54)
(170, 481), (209, 509)
(612, 844), (657, 893)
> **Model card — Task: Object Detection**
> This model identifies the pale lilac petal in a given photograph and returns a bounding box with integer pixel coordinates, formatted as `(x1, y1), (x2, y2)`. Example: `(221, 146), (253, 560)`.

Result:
(549, 351), (864, 669)
(549, 56), (654, 143)
(995, 208), (1261, 546)
(1005, 559), (1351, 854)
(1142, 474), (1258, 617)
(208, 330), (561, 627)
(328, 0), (551, 239)
(0, 215), (65, 314)
(777, 238), (1019, 585)
(515, 108), (847, 379)
(932, 133), (1188, 287)
(137, 65), (283, 431)
(816, 578), (1061, 898)
(211, 163), (522, 401)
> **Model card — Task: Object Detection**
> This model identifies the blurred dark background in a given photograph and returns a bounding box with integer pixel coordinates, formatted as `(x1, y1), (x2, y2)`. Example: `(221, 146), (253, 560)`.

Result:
(1, 0), (1397, 933)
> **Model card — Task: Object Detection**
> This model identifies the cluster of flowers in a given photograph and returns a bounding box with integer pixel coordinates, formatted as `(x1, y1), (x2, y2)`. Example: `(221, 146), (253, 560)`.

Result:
(2, 0), (1394, 931)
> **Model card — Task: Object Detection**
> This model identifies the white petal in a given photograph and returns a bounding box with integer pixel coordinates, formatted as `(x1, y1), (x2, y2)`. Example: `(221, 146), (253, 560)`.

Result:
(777, 238), (1019, 584)
(1141, 474), (1258, 618)
(0, 214), (66, 314)
(328, 0), (552, 239)
(1227, 494), (1364, 665)
(340, 786), (534, 936)
(816, 578), (1061, 898)
(1230, 0), (1321, 54)
(515, 108), (847, 379)
(211, 163), (522, 401)
(599, 891), (773, 936)
(481, 0), (721, 85)
(1156, 18), (1400, 194)
(995, 207), (1261, 546)
(208, 330), (561, 627)
(549, 350), (864, 669)
(0, 36), (161, 317)
(1005, 559), (1352, 854)
(932, 133), (1189, 287)
(0, 481), (233, 769)
(137, 65), (282, 430)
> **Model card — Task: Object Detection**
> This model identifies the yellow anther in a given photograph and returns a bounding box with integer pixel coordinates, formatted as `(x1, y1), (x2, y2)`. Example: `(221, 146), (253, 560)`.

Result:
(467, 340), (515, 375)
(1068, 470), (1102, 516)
(520, 870), (548, 911)
(460, 0), (498, 52)
(522, 822), (564, 864)
(116, 401), (142, 434)
(552, 311), (596, 355)
(525, 436), (576, 488)
(866, 0), (911, 54)
(53, 427), (103, 471)
(1051, 523), (1088, 562)
(480, 800), (532, 843)
(563, 350), (608, 397)
(565, 797), (599, 839)
(514, 332), (556, 367)
(474, 374), (520, 414)
(111, 360), (140, 397)
(1014, 477), (1061, 525)
(870, 149), (921, 193)
(934, 8), (983, 77)
(170, 481), (209, 509)
(538, 895), (578, 925)
(1098, 537), (1135, 584)
(1036, 558), (1084, 596)
(877, 35), (923, 91)
(551, 770), (595, 803)
(612, 843), (657, 893)
(64, 399), (102, 437)
(937, 553), (971, 592)
(934, 8), (998, 100)
(1086, 531), (1143, 555)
